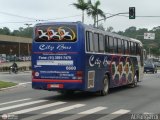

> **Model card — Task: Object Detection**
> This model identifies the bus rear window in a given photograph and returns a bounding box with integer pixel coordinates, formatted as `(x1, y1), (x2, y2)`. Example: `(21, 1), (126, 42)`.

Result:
(35, 25), (77, 42)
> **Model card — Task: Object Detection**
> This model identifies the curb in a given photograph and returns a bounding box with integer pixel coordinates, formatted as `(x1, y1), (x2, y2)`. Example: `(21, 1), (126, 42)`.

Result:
(0, 71), (31, 74)
(0, 82), (31, 91)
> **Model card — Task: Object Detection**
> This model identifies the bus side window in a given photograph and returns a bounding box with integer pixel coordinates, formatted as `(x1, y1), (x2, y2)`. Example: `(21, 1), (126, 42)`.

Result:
(140, 47), (144, 66)
(99, 34), (104, 53)
(93, 33), (99, 52)
(114, 38), (118, 53)
(133, 42), (136, 55)
(125, 40), (129, 54)
(128, 41), (132, 55)
(137, 43), (140, 55)
(118, 38), (122, 54)
(121, 39), (125, 54)
(108, 36), (114, 53)
(86, 31), (94, 52)
(135, 43), (138, 55)
(105, 35), (109, 52)
(130, 42), (135, 55)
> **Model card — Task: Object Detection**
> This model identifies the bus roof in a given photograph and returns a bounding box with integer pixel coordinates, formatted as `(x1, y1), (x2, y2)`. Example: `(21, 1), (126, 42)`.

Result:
(34, 21), (143, 46)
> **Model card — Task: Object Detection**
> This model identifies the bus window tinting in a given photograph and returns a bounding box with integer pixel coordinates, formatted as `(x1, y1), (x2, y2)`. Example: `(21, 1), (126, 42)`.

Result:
(94, 33), (99, 52)
(121, 39), (125, 54)
(86, 31), (94, 52)
(99, 34), (104, 52)
(114, 38), (118, 53)
(35, 25), (77, 42)
(108, 36), (114, 53)
(105, 35), (109, 52)
(125, 40), (129, 54)
(117, 38), (122, 54)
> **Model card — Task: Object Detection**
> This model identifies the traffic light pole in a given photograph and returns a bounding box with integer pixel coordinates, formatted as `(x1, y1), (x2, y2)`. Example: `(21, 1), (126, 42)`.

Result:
(96, 12), (129, 26)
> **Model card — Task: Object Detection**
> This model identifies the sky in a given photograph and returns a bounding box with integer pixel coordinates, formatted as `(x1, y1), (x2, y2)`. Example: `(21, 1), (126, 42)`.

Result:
(0, 0), (160, 32)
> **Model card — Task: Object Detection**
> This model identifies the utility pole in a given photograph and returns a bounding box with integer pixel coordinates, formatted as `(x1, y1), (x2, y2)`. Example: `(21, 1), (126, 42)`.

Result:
(24, 23), (32, 58)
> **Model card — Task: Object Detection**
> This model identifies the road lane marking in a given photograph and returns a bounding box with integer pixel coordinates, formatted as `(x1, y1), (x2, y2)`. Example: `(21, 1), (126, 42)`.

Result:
(10, 101), (66, 114)
(144, 112), (154, 114)
(21, 104), (85, 120)
(44, 104), (85, 114)
(97, 109), (130, 120)
(111, 109), (130, 114)
(78, 106), (107, 114)
(59, 106), (107, 120)
(19, 82), (31, 85)
(0, 100), (48, 112)
(0, 98), (31, 106)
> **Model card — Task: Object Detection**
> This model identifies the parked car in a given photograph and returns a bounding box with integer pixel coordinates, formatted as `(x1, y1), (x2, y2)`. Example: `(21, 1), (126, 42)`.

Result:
(144, 63), (157, 74)
(154, 62), (160, 67)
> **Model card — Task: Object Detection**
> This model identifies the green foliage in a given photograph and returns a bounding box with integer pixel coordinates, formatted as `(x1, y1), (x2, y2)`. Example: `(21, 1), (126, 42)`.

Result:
(0, 27), (33, 38)
(0, 27), (10, 35)
(117, 26), (160, 57)
(0, 81), (17, 88)
(87, 0), (106, 27)
(72, 0), (90, 23)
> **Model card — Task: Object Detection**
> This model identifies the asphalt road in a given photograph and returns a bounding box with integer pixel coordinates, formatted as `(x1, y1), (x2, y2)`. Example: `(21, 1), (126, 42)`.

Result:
(0, 71), (160, 120)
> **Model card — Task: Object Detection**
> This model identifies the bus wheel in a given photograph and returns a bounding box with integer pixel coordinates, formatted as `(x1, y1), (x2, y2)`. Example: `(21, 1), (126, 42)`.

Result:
(129, 74), (138, 88)
(100, 76), (109, 96)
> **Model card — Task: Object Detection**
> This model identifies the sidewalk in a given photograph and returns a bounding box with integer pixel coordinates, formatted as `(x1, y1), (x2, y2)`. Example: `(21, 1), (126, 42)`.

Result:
(0, 70), (31, 74)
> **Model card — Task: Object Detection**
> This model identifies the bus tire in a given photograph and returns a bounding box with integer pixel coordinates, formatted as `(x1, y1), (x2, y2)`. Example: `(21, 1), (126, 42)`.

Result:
(100, 75), (109, 96)
(129, 74), (138, 88)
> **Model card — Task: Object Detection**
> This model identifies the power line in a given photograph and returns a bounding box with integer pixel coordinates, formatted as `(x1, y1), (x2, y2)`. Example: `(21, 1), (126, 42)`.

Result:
(137, 16), (160, 17)
(0, 11), (42, 21)
(0, 14), (82, 24)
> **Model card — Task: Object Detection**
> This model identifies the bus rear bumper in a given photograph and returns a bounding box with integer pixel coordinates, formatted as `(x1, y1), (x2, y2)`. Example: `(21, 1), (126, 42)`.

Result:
(32, 79), (83, 91)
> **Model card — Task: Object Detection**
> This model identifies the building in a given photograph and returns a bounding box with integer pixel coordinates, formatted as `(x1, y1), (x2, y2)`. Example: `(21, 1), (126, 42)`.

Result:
(0, 35), (32, 61)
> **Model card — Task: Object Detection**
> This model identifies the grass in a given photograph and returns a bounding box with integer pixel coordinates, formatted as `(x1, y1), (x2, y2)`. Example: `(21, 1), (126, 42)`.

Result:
(0, 81), (17, 89)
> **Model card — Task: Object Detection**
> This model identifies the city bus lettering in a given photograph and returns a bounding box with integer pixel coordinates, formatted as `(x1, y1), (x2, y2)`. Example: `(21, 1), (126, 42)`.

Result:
(39, 44), (54, 51)
(57, 44), (71, 50)
(89, 55), (101, 67)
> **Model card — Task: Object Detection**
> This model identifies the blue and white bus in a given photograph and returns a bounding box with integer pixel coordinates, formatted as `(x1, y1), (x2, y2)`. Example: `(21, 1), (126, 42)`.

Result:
(32, 22), (144, 95)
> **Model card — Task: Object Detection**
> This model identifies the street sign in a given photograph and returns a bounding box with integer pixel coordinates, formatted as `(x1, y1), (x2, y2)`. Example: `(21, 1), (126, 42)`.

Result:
(144, 33), (155, 40)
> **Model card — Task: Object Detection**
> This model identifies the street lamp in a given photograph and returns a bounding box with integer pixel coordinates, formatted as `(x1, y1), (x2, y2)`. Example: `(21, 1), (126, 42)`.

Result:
(24, 23), (32, 28)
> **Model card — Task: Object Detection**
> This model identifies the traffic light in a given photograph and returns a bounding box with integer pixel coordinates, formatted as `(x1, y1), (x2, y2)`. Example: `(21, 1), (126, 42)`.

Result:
(129, 7), (135, 19)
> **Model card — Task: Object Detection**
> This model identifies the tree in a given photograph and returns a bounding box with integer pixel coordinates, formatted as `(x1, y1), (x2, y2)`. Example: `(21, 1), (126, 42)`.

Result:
(87, 0), (106, 27)
(72, 0), (90, 23)
(106, 26), (114, 32)
(0, 27), (10, 35)
(97, 23), (105, 31)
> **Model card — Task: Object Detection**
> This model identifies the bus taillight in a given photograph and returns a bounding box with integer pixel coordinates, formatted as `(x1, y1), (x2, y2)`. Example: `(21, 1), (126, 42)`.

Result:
(32, 71), (39, 78)
(32, 71), (35, 77)
(76, 71), (83, 79)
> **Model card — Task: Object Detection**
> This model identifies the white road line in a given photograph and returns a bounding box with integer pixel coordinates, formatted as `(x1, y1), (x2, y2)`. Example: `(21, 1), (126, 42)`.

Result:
(0, 100), (48, 112)
(44, 104), (85, 114)
(22, 104), (85, 120)
(79, 107), (107, 114)
(143, 112), (154, 114)
(97, 109), (130, 120)
(0, 98), (31, 106)
(10, 101), (66, 114)
(59, 106), (107, 120)
(19, 82), (31, 85)
(111, 109), (130, 114)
